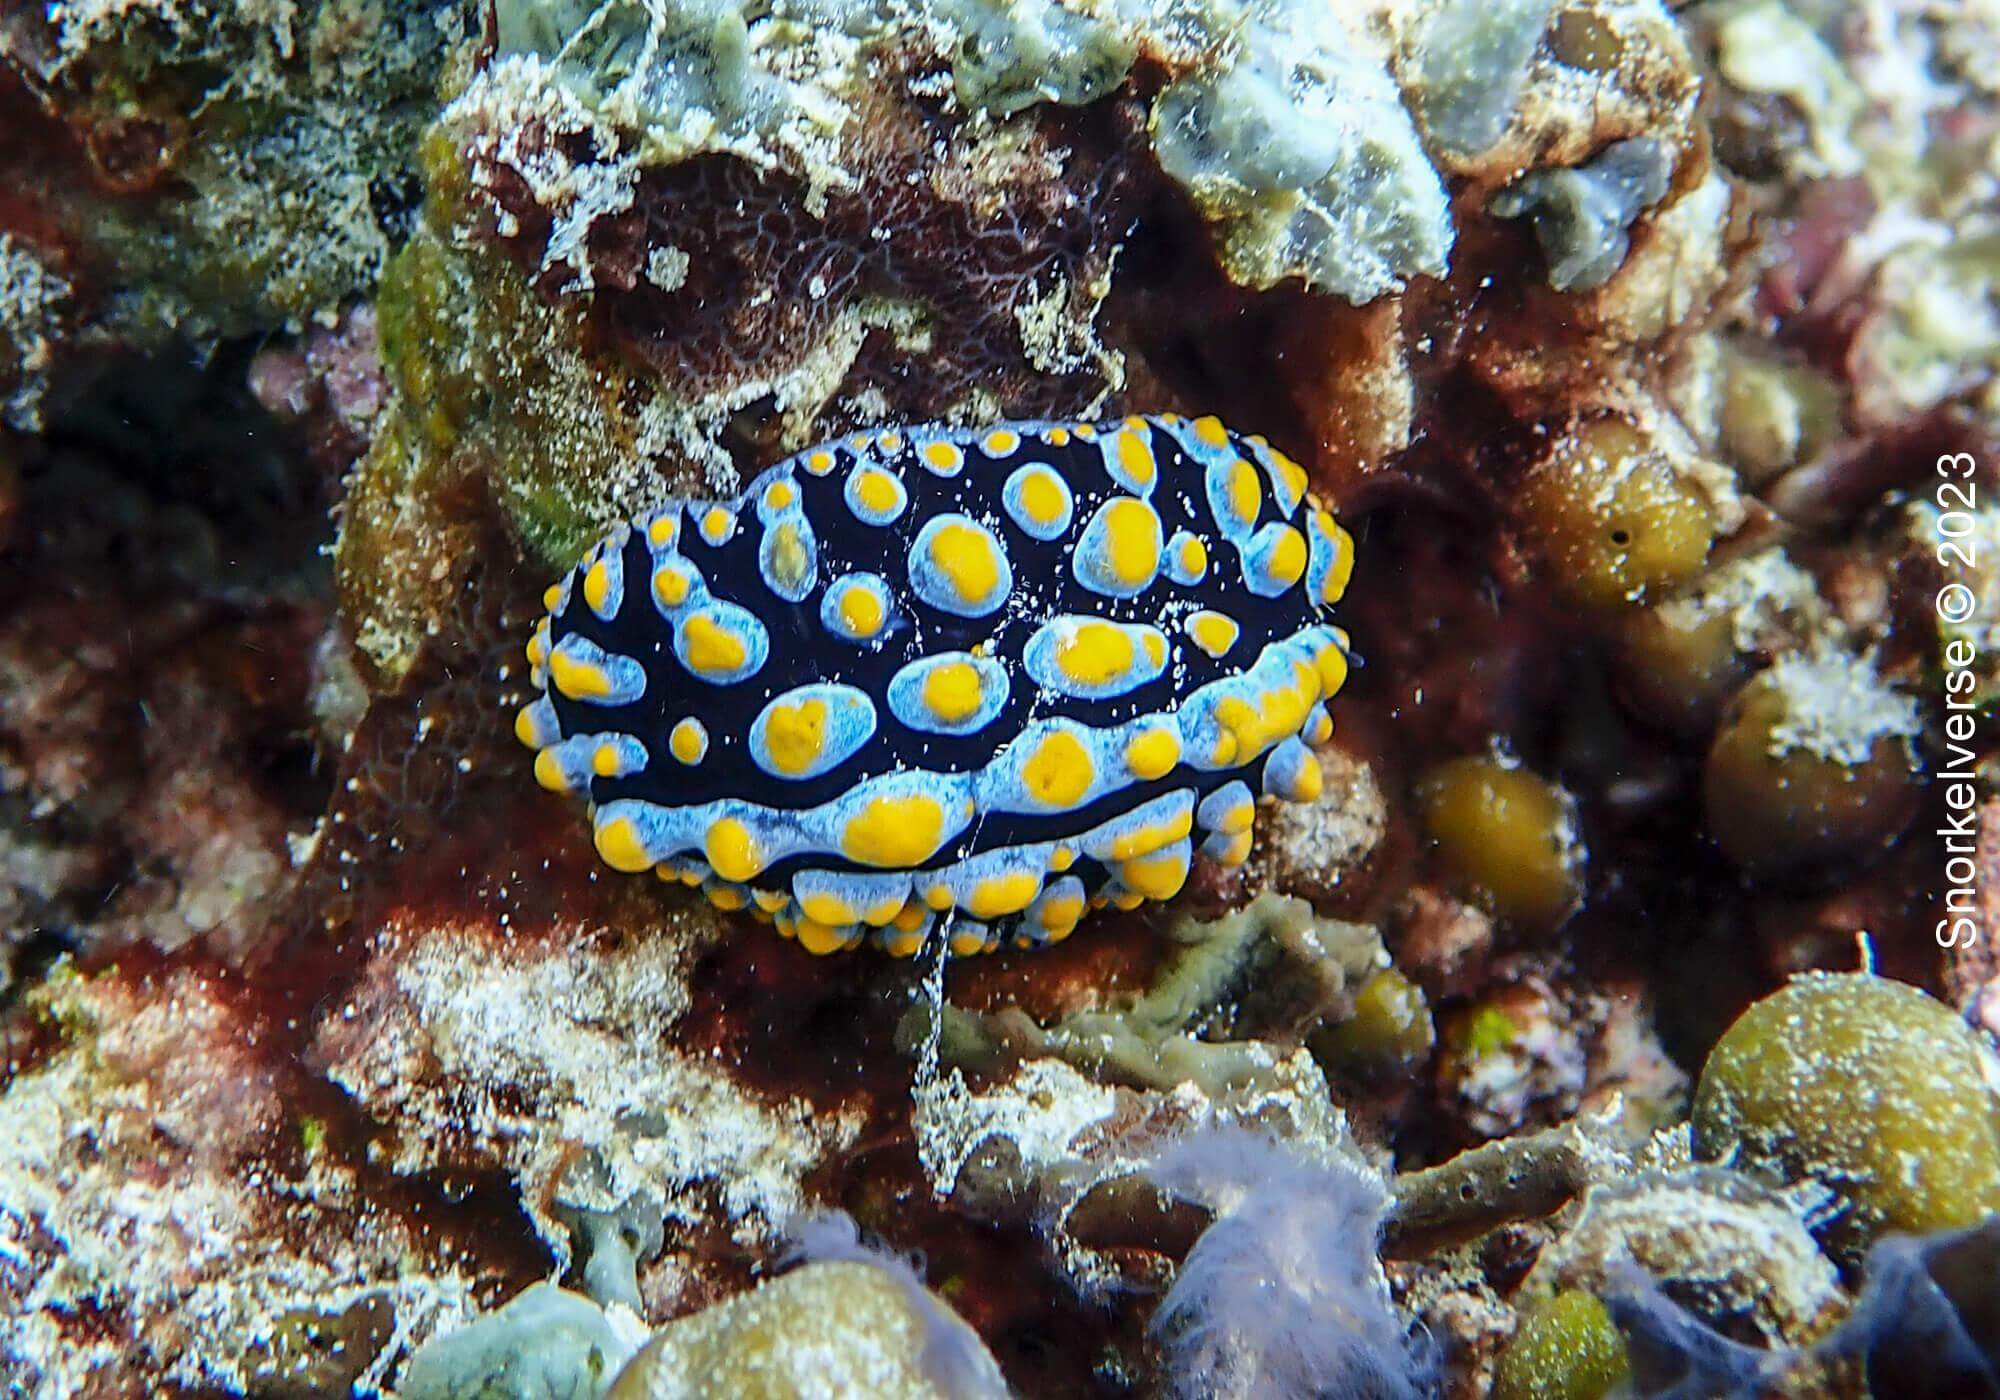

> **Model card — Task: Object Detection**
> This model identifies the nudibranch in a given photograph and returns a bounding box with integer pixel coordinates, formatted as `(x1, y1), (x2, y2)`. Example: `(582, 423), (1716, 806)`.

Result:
(515, 415), (1356, 957)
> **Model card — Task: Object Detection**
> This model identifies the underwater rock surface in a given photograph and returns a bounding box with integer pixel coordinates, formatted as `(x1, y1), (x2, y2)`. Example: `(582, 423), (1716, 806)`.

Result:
(0, 0), (1995, 1394)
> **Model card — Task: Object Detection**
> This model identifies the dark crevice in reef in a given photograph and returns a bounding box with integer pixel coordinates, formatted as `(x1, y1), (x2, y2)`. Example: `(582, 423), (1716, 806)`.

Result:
(0, 452), (563, 1298)
(23, 339), (337, 601)
(1102, 174), (1320, 457)
(0, 338), (341, 1022)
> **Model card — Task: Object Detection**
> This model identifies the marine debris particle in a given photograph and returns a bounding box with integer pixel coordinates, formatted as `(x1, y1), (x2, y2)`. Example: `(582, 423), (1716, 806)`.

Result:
(517, 415), (1357, 955)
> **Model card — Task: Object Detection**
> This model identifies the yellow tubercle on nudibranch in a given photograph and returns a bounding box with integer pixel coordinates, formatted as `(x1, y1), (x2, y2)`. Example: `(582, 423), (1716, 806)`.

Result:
(514, 414), (1356, 955)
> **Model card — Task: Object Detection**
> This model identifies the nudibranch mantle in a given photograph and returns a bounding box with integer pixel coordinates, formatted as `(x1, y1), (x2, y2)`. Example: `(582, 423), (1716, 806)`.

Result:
(516, 415), (1356, 956)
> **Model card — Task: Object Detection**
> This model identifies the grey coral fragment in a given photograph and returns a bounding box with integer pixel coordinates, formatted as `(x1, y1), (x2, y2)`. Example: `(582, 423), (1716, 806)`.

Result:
(1491, 137), (1675, 291)
(556, 1188), (667, 1314)
(1411, 0), (1558, 156)
(398, 1283), (645, 1400)
(1150, 12), (1453, 301)
(946, 0), (1141, 115)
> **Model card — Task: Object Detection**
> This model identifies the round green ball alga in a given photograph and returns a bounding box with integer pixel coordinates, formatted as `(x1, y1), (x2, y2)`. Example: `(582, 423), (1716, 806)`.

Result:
(1494, 1290), (1631, 1400)
(1316, 966), (1436, 1073)
(1417, 755), (1585, 928)
(1691, 973), (2000, 1263)
(1701, 652), (1921, 877)
(1514, 419), (1716, 610)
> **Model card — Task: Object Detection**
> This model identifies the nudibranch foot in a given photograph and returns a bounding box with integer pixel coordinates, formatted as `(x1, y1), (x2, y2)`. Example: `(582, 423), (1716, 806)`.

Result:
(516, 414), (1357, 954)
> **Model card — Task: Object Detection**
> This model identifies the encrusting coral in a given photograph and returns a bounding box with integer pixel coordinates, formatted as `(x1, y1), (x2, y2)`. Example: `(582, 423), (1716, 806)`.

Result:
(903, 894), (1381, 1295)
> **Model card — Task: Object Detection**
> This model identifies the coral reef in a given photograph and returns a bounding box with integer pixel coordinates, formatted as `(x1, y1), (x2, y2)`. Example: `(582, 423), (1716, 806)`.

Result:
(0, 0), (459, 338)
(0, 965), (491, 1393)
(0, 233), (71, 429)
(1595, 1213), (2000, 1398)
(1, 0), (1995, 1393)
(1518, 1169), (1848, 1352)
(904, 894), (1380, 1294)
(0, 351), (334, 991)
(312, 911), (871, 1285)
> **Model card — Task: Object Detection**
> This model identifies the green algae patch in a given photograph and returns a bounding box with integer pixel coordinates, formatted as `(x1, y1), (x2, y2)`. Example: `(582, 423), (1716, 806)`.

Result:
(336, 221), (675, 682)
(15, 0), (464, 340)
(1692, 973), (2000, 1263)
(378, 224), (668, 562)
(1494, 1290), (1630, 1400)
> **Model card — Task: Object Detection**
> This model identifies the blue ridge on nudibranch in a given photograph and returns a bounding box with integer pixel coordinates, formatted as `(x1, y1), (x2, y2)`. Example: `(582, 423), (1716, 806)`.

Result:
(515, 414), (1358, 956)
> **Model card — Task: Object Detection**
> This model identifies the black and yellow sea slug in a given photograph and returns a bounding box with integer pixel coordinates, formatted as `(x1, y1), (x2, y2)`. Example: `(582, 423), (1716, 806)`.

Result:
(515, 415), (1356, 956)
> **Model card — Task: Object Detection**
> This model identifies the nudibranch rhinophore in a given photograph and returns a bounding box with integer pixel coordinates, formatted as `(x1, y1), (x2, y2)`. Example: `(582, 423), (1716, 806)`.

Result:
(515, 415), (1355, 957)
